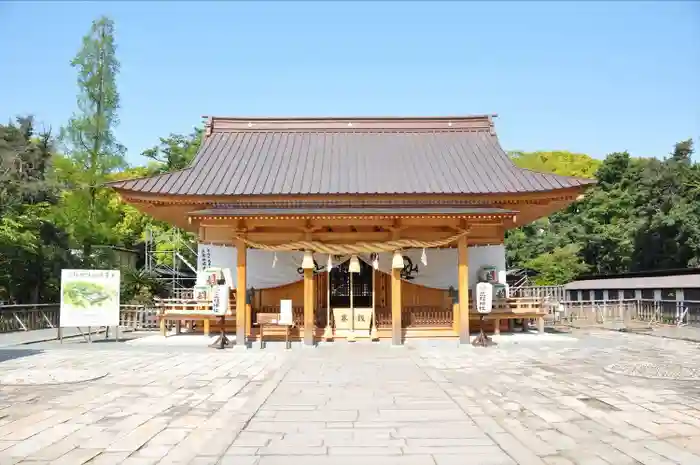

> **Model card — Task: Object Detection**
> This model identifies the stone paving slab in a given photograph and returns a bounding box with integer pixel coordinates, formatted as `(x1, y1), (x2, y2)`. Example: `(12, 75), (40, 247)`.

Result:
(0, 330), (700, 464)
(0, 327), (107, 348)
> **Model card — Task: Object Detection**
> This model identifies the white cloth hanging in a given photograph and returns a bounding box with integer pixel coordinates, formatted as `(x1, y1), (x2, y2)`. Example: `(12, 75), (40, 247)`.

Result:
(197, 244), (505, 290)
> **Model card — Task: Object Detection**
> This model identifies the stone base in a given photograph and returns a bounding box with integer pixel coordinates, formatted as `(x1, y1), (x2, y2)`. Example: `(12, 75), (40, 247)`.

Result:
(323, 326), (333, 341)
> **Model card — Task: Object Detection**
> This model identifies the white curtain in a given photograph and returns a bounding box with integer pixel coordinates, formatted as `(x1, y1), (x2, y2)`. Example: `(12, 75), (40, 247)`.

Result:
(197, 244), (506, 290)
(197, 245), (304, 289)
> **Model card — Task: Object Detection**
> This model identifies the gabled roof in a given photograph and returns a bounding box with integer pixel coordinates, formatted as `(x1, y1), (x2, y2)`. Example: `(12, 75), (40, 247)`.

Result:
(109, 115), (595, 197)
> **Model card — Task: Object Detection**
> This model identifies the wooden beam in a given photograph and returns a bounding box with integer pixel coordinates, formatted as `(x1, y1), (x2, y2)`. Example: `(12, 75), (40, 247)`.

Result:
(200, 225), (504, 247)
(117, 186), (588, 206)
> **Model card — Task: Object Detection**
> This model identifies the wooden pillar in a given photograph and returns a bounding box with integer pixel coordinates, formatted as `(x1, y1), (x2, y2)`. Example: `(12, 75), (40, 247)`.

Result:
(236, 239), (247, 347)
(245, 304), (252, 338)
(391, 267), (402, 345)
(458, 236), (470, 344)
(452, 302), (460, 335)
(303, 268), (315, 346)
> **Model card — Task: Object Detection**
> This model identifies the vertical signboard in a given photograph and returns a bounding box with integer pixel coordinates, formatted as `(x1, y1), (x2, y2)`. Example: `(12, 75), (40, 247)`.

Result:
(60, 270), (120, 327)
(475, 282), (493, 314)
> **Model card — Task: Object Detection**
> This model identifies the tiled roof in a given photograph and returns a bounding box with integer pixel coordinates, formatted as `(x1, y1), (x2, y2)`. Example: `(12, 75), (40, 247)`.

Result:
(109, 116), (595, 196)
(565, 273), (700, 291)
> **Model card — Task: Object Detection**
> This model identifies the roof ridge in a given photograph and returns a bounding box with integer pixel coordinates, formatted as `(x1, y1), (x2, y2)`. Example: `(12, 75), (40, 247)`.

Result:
(204, 115), (497, 135)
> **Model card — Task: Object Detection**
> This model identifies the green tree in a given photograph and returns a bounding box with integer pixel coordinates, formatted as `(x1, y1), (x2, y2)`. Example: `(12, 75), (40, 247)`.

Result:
(141, 129), (203, 173)
(510, 150), (601, 179)
(0, 117), (74, 303)
(58, 16), (126, 261)
(523, 245), (590, 285)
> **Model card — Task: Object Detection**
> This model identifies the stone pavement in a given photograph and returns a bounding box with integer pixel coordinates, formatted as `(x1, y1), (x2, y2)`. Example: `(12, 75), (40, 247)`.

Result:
(0, 327), (105, 348)
(0, 330), (700, 464)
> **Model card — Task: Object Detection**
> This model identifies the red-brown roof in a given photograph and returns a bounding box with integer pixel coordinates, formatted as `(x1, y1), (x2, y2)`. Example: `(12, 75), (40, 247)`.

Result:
(109, 115), (595, 196)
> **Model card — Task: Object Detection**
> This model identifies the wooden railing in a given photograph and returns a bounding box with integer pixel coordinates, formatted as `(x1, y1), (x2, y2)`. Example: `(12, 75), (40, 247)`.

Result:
(510, 285), (565, 301)
(120, 305), (159, 330)
(0, 303), (160, 334)
(402, 306), (453, 327)
(560, 299), (700, 327)
(0, 304), (59, 332)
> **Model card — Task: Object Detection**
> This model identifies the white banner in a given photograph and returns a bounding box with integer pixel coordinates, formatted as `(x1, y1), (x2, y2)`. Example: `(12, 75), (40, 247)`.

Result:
(196, 244), (506, 290)
(60, 269), (120, 327)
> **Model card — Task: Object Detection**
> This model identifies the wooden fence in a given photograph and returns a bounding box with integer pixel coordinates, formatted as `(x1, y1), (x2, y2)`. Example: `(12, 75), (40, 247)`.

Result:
(551, 299), (700, 328)
(510, 285), (565, 301)
(0, 304), (160, 334)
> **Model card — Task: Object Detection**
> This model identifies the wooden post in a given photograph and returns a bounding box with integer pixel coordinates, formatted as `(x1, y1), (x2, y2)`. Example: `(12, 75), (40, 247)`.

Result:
(453, 302), (460, 335)
(371, 265), (378, 340)
(391, 266), (402, 346)
(494, 318), (501, 335)
(325, 261), (332, 340)
(236, 239), (247, 347)
(203, 319), (210, 337)
(303, 268), (314, 345)
(245, 303), (252, 339)
(458, 236), (470, 344)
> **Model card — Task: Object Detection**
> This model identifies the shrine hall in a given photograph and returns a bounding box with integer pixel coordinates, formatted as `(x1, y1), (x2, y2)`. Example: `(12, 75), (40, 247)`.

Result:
(108, 115), (594, 346)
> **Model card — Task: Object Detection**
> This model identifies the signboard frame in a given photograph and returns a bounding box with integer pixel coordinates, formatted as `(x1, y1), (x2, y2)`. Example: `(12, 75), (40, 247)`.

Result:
(60, 269), (121, 338)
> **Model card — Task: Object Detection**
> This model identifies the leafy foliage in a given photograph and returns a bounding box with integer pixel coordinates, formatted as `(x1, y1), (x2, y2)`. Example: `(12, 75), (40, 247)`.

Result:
(141, 128), (202, 173)
(506, 145), (700, 284)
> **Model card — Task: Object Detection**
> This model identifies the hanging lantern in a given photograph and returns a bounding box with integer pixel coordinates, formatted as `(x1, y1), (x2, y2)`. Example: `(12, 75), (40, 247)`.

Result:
(301, 250), (314, 270)
(349, 255), (361, 273)
(272, 252), (278, 268)
(326, 254), (333, 273)
(421, 248), (427, 266)
(372, 253), (379, 270)
(392, 251), (404, 269)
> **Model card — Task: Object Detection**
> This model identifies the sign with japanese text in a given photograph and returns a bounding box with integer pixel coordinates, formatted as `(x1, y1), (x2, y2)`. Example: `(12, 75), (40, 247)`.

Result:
(354, 308), (372, 330)
(475, 282), (493, 314)
(211, 285), (229, 316)
(333, 308), (353, 330)
(60, 269), (120, 327)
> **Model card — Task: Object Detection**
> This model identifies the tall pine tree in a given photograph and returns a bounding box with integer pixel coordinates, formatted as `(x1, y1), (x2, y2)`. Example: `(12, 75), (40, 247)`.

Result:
(59, 16), (126, 261)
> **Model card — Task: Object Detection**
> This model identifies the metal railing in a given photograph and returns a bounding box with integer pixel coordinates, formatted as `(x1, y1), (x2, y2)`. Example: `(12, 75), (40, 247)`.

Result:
(555, 299), (700, 329)
(0, 303), (160, 334)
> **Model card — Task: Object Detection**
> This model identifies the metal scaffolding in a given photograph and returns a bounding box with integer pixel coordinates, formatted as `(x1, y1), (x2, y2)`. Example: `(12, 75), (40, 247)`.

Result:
(144, 227), (198, 297)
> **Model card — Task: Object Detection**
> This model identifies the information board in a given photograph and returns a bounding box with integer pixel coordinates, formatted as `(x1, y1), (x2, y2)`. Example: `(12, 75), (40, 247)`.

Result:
(60, 269), (120, 327)
(279, 299), (294, 325)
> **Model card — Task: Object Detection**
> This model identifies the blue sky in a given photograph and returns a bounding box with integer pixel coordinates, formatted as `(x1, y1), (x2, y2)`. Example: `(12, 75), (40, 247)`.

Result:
(1, 1), (698, 164)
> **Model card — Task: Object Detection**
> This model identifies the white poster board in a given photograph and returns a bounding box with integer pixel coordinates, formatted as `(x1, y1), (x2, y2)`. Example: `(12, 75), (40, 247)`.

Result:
(475, 282), (493, 314)
(279, 299), (293, 325)
(60, 269), (120, 327)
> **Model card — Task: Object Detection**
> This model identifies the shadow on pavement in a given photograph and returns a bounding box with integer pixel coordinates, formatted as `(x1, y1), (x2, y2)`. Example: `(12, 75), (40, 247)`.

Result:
(0, 348), (43, 363)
